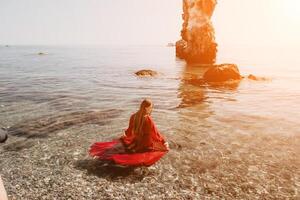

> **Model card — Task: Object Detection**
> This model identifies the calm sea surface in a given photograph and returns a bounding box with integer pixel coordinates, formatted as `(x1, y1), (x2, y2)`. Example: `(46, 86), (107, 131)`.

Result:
(0, 45), (299, 140)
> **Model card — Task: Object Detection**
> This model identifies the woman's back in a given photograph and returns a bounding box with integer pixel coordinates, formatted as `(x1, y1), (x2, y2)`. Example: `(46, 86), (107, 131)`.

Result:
(121, 113), (166, 152)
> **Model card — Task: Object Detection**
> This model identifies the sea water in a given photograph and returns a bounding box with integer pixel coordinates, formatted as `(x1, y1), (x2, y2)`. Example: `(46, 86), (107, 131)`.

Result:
(0, 45), (299, 141)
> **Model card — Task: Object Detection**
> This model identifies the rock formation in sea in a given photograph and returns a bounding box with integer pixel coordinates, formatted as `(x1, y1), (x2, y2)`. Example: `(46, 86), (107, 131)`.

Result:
(176, 1), (246, 84)
(247, 74), (268, 81)
(176, 0), (217, 64)
(203, 64), (242, 82)
(135, 69), (158, 77)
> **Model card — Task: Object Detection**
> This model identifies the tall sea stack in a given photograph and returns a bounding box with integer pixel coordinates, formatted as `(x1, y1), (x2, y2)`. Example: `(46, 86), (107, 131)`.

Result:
(176, 0), (217, 64)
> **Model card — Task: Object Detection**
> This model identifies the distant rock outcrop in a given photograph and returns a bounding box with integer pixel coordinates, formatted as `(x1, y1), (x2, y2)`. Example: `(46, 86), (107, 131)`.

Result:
(203, 64), (242, 82)
(247, 74), (268, 81)
(135, 69), (158, 77)
(167, 43), (175, 47)
(176, 0), (217, 64)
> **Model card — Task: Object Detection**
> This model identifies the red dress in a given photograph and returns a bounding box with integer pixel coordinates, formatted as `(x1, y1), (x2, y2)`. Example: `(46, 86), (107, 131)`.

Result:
(89, 114), (168, 166)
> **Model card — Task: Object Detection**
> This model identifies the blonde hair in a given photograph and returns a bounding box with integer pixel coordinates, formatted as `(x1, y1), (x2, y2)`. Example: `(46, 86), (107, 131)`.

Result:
(133, 99), (152, 136)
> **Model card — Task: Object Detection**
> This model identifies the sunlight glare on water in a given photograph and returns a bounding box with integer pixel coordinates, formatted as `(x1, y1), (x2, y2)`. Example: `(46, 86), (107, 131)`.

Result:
(0, 45), (299, 141)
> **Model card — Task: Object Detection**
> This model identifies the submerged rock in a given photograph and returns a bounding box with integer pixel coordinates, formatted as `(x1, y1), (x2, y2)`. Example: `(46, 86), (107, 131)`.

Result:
(203, 64), (242, 82)
(0, 129), (8, 143)
(8, 109), (122, 139)
(135, 70), (158, 77)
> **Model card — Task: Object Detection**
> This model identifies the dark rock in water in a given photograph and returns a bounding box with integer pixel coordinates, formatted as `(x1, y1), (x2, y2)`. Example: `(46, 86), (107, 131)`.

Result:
(203, 64), (242, 82)
(248, 74), (257, 80)
(38, 52), (46, 55)
(8, 109), (122, 138)
(248, 74), (268, 81)
(135, 69), (158, 77)
(0, 129), (8, 143)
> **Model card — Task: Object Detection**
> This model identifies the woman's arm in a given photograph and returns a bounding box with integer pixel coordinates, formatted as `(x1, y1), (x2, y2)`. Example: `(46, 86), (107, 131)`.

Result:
(146, 116), (169, 151)
(147, 116), (165, 142)
(121, 114), (135, 138)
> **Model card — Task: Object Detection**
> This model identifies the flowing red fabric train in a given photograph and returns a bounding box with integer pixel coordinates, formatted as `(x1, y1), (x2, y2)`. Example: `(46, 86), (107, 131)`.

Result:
(89, 140), (167, 166)
(89, 141), (118, 159)
(89, 140), (168, 166)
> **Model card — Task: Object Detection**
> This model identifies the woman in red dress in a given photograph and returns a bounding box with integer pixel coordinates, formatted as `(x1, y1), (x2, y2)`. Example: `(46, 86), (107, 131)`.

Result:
(89, 99), (169, 166)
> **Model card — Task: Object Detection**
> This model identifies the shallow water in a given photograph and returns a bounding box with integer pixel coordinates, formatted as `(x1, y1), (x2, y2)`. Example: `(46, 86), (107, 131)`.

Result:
(1, 45), (300, 199)
(0, 45), (299, 142)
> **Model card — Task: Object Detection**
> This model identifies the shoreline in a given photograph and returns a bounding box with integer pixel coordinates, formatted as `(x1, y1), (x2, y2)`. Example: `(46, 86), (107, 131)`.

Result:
(1, 113), (299, 199)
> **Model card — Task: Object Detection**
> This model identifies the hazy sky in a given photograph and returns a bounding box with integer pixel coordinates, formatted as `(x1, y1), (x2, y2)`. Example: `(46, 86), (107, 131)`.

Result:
(0, 0), (299, 46)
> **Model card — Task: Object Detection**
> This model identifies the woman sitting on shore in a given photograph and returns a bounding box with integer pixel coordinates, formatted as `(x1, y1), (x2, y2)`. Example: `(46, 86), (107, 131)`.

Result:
(89, 99), (169, 166)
